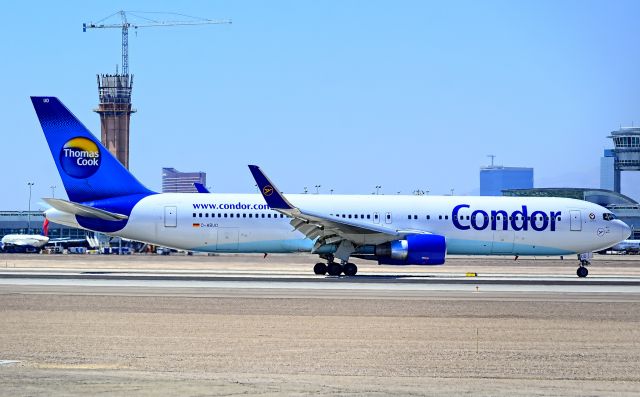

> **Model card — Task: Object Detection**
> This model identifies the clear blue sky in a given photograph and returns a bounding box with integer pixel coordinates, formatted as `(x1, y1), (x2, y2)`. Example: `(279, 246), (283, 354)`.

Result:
(2, 0), (639, 210)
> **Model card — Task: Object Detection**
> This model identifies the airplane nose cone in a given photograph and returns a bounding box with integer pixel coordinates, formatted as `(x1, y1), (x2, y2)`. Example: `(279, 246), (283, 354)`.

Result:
(621, 221), (632, 240)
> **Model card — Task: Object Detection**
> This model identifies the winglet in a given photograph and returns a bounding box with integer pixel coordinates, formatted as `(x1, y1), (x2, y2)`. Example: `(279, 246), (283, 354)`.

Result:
(248, 165), (294, 210)
(194, 183), (210, 193)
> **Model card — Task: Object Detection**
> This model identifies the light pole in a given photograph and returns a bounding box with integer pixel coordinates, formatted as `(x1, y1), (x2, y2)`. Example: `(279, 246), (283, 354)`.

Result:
(304, 187), (308, 194)
(375, 185), (382, 195)
(450, 188), (455, 196)
(315, 185), (321, 194)
(330, 189), (334, 195)
(27, 182), (34, 233)
(50, 185), (56, 198)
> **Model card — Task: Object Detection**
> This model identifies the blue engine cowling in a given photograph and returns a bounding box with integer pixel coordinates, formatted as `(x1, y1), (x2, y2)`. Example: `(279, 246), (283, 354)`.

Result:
(375, 234), (446, 265)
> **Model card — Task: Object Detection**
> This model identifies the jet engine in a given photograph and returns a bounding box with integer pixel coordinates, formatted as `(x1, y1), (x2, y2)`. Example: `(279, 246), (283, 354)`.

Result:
(375, 234), (446, 265)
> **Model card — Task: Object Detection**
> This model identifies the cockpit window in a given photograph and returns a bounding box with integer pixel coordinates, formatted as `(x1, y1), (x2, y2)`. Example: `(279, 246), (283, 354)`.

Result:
(603, 213), (616, 221)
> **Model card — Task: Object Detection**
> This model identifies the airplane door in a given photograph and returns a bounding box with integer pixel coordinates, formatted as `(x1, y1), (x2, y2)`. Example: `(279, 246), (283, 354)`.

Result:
(164, 206), (177, 227)
(385, 212), (392, 224)
(570, 210), (582, 231)
(217, 228), (239, 250)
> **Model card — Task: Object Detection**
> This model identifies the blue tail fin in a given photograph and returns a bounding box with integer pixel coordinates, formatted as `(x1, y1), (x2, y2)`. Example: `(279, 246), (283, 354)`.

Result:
(31, 96), (154, 203)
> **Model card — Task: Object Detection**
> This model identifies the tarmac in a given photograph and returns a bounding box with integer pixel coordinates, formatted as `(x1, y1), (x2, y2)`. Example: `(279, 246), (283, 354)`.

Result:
(1, 253), (639, 396)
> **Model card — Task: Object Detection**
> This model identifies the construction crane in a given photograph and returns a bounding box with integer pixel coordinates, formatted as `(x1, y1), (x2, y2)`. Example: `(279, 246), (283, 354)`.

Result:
(83, 10), (231, 75)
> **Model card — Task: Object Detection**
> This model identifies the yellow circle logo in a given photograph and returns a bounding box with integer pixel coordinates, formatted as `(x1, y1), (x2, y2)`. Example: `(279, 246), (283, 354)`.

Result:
(59, 137), (101, 178)
(263, 185), (274, 196)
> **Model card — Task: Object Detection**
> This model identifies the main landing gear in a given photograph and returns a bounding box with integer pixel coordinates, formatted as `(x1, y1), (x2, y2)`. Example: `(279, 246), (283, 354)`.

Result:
(313, 257), (358, 276)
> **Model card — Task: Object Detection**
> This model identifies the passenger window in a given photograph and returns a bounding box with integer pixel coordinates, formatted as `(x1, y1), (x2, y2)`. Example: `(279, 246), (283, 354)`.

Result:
(386, 214), (391, 219)
(199, 213), (203, 218)
(211, 213), (215, 218)
(237, 213), (240, 218)
(249, 214), (253, 218)
(361, 214), (364, 218)
(342, 214), (346, 218)
(230, 214), (234, 218)
(243, 214), (246, 218)
(348, 215), (352, 219)
(205, 213), (209, 217)
(192, 213), (196, 217)
(268, 214), (272, 218)
(367, 214), (371, 219)
(224, 214), (228, 218)
(439, 215), (442, 220)
(427, 215), (430, 220)
(445, 215), (448, 220)
(261, 214), (265, 218)
(408, 215), (411, 220)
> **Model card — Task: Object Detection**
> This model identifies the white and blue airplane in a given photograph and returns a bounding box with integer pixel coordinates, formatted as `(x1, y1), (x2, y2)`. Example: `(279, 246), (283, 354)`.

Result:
(32, 96), (631, 277)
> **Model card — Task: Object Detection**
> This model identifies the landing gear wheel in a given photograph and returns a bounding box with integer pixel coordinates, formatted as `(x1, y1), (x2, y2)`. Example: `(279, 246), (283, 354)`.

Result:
(314, 263), (327, 275)
(327, 263), (343, 276)
(577, 266), (588, 278)
(343, 263), (358, 276)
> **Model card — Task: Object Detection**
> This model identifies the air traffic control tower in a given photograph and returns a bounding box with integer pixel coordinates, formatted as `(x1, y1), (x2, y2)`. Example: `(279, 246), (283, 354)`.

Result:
(601, 127), (640, 193)
(95, 74), (135, 169)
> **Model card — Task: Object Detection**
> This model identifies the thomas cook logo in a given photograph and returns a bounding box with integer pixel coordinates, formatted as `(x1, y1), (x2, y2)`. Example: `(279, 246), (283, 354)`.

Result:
(59, 137), (101, 178)
(263, 185), (274, 196)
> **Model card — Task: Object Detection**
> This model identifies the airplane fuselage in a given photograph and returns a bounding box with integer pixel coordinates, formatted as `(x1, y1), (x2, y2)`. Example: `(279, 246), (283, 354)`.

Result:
(46, 193), (629, 259)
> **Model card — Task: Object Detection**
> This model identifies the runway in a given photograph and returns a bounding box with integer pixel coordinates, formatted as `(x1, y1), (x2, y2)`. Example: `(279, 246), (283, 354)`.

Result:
(2, 254), (640, 396)
(2, 267), (640, 295)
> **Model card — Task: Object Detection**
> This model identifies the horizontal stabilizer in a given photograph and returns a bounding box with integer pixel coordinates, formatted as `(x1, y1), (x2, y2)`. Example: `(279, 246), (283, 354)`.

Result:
(43, 198), (129, 221)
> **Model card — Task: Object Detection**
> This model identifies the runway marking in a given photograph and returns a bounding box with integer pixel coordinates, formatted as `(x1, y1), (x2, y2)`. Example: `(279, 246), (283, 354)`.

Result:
(1, 272), (640, 286)
(1, 277), (640, 294)
(0, 360), (20, 366)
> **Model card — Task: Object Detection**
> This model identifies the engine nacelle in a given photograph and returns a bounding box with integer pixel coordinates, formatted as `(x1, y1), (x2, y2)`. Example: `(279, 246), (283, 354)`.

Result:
(375, 234), (446, 265)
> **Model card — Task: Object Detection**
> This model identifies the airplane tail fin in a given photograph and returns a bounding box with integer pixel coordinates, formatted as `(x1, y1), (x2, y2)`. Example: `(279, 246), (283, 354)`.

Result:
(42, 219), (49, 237)
(31, 96), (154, 203)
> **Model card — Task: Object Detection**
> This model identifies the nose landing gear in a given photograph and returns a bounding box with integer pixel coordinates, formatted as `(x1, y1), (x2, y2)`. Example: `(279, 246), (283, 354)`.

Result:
(577, 263), (589, 278)
(576, 253), (592, 277)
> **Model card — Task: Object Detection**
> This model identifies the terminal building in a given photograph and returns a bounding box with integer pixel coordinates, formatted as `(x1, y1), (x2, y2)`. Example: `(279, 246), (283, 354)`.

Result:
(162, 167), (207, 193)
(480, 166), (534, 196)
(503, 188), (640, 240)
(0, 211), (88, 240)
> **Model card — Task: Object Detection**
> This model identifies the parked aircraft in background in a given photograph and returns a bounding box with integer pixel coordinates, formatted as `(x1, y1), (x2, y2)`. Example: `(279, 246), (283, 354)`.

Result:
(0, 218), (88, 253)
(32, 97), (631, 277)
(0, 234), (50, 253)
(607, 240), (640, 254)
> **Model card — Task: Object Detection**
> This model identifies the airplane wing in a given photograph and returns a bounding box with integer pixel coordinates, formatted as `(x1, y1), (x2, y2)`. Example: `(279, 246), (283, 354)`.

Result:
(248, 165), (425, 260)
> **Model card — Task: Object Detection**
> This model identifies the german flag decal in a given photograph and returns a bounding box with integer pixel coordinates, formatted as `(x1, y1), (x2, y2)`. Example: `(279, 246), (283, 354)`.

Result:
(192, 223), (200, 227)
